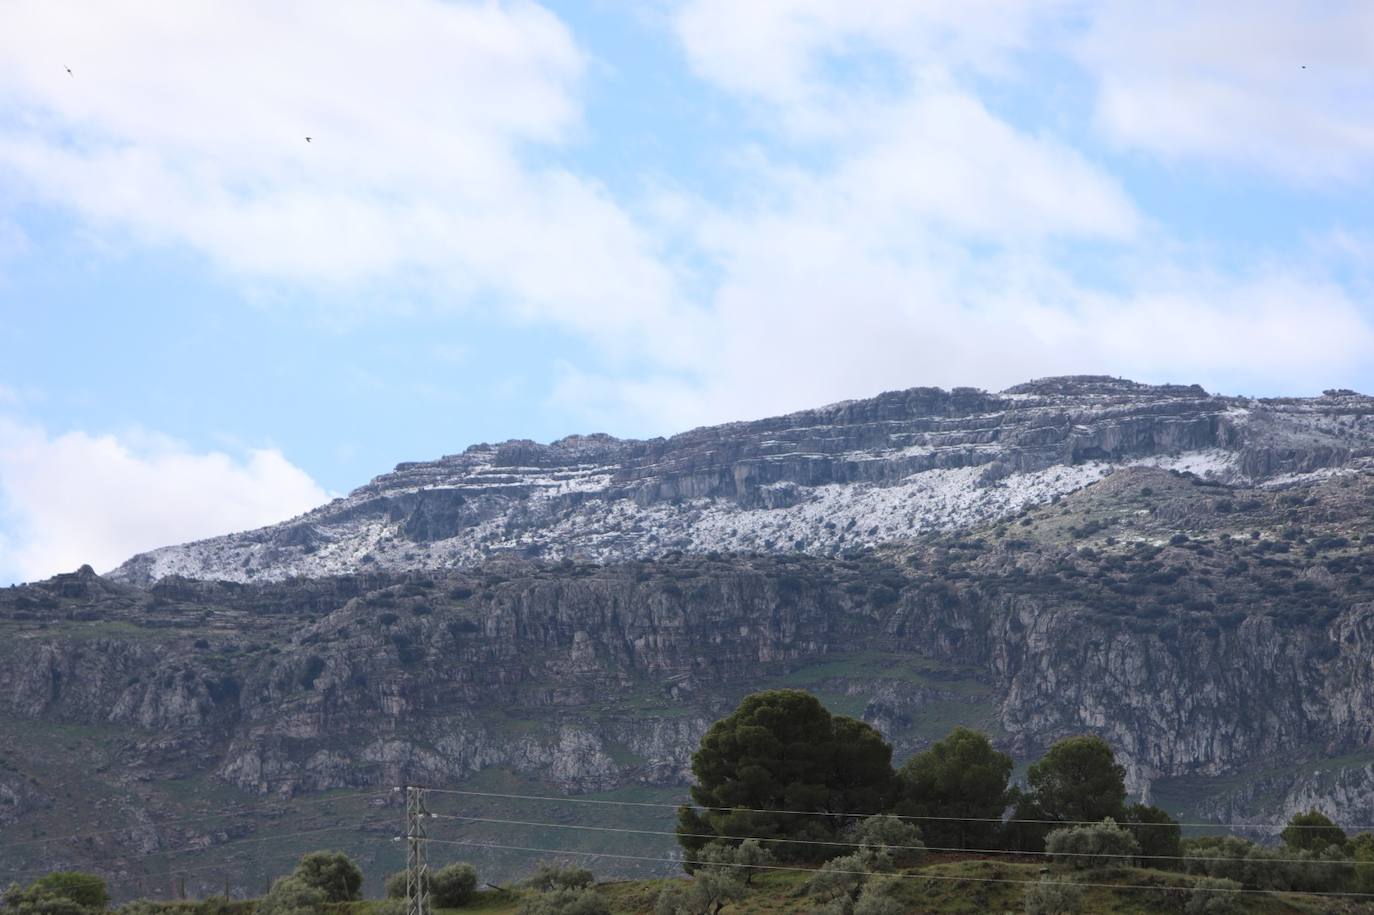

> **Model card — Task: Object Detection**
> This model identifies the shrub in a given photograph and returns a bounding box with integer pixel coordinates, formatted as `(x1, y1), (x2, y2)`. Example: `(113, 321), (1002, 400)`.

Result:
(430, 863), (478, 907)
(651, 884), (691, 915)
(298, 655), (326, 689)
(290, 851), (363, 902)
(256, 877), (326, 915)
(1044, 818), (1139, 869)
(1022, 877), (1083, 915)
(2, 878), (105, 915)
(24, 874), (109, 909)
(1182, 835), (1352, 892)
(2, 895), (90, 915)
(1353, 832), (1374, 894)
(651, 866), (744, 915)
(1183, 877), (1242, 915)
(516, 889), (608, 915)
(844, 815), (925, 869)
(113, 901), (165, 915)
(523, 863), (594, 893)
(850, 880), (906, 915)
(806, 852), (870, 907)
(692, 839), (774, 885)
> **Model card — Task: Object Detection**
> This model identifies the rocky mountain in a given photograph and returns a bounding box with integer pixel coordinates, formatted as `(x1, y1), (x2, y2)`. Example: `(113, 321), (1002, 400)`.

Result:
(109, 377), (1374, 585)
(6, 376), (1374, 895)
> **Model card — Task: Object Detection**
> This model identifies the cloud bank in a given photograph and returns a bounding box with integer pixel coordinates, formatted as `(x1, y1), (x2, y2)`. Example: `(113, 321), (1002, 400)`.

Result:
(0, 419), (327, 584)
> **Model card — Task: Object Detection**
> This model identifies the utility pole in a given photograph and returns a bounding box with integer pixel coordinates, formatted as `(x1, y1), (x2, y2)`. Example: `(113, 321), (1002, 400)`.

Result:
(404, 786), (431, 915)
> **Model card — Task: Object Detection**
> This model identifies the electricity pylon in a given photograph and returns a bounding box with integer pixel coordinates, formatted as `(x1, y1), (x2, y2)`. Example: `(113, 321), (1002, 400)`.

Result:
(404, 786), (431, 915)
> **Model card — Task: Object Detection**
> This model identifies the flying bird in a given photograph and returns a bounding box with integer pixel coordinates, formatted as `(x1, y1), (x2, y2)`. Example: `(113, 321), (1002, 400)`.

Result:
(305, 137), (312, 143)
(65, 66), (72, 76)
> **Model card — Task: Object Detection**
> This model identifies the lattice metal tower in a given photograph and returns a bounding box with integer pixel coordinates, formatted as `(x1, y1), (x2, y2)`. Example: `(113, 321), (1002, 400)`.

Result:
(404, 786), (431, 915)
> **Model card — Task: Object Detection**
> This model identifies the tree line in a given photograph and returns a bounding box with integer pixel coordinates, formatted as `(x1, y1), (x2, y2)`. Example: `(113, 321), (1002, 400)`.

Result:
(5, 688), (1372, 915)
(673, 690), (1374, 900)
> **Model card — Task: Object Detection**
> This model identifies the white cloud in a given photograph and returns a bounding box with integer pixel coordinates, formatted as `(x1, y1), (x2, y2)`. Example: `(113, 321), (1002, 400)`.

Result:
(1079, 1), (1374, 180)
(672, 0), (1055, 106)
(3, 0), (1372, 465)
(0, 418), (327, 583)
(0, 0), (693, 361)
(545, 2), (1374, 432)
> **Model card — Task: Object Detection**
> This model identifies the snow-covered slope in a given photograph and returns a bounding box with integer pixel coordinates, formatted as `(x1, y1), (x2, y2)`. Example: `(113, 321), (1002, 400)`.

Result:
(109, 376), (1374, 584)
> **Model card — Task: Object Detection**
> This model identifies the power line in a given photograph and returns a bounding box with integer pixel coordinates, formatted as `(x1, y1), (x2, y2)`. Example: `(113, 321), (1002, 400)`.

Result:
(423, 836), (1374, 900)
(426, 812), (1361, 867)
(0, 790), (389, 851)
(420, 786), (1374, 832)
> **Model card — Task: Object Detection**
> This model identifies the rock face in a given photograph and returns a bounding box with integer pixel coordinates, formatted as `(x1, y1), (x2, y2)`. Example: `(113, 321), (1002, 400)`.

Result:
(7, 377), (1374, 892)
(109, 377), (1374, 585)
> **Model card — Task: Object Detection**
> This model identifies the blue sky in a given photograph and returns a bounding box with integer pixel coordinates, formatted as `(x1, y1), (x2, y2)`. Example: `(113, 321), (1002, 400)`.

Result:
(1, 0), (1372, 584)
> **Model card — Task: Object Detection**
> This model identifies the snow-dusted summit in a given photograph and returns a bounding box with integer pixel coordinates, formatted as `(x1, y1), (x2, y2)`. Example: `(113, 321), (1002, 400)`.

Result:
(110, 376), (1374, 584)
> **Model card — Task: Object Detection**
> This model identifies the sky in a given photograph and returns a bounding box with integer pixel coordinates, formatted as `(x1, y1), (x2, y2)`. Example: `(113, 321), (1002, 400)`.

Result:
(1, 1), (1373, 584)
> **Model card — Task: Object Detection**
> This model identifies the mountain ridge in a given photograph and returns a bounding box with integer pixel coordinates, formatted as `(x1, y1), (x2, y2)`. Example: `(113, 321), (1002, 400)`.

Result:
(108, 376), (1374, 585)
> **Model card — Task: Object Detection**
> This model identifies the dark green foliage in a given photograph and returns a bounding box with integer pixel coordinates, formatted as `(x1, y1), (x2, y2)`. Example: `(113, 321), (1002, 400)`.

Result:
(23, 874), (108, 910)
(679, 690), (897, 862)
(1123, 803), (1181, 868)
(2, 873), (109, 915)
(895, 726), (1012, 849)
(430, 863), (478, 907)
(1353, 833), (1374, 894)
(290, 850), (363, 902)
(384, 872), (406, 900)
(1281, 809), (1347, 852)
(1025, 736), (1126, 825)
(299, 655), (325, 689)
(1008, 736), (1126, 852)
(390, 632), (422, 664)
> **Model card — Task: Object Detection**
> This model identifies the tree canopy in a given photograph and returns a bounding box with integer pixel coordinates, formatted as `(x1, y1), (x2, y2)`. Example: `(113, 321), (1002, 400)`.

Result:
(678, 690), (897, 861)
(1125, 802), (1182, 865)
(896, 726), (1012, 849)
(1282, 810), (1347, 852)
(290, 850), (363, 903)
(1025, 735), (1126, 824)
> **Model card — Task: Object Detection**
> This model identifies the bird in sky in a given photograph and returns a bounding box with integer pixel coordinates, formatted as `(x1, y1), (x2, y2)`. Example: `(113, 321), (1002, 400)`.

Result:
(64, 66), (72, 76)
(305, 137), (312, 143)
